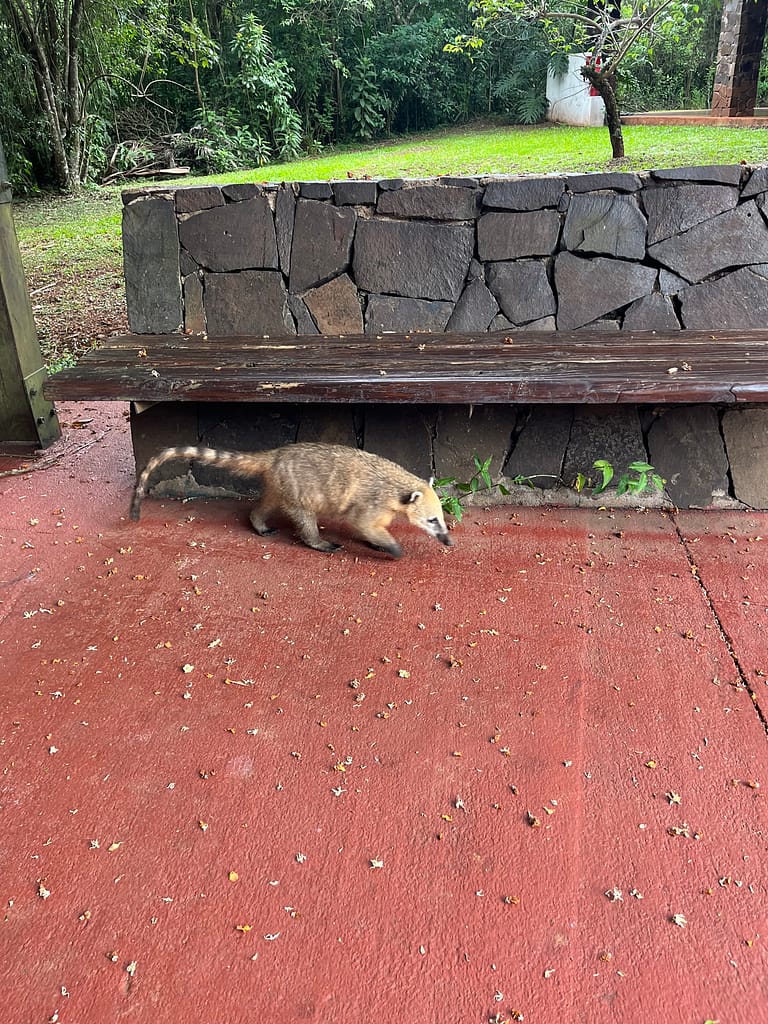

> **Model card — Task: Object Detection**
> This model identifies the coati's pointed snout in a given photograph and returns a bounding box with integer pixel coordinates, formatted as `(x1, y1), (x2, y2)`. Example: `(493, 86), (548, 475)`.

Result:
(437, 531), (452, 546)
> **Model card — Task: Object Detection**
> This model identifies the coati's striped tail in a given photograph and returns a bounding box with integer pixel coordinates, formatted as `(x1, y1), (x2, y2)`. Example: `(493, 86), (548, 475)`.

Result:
(129, 445), (266, 521)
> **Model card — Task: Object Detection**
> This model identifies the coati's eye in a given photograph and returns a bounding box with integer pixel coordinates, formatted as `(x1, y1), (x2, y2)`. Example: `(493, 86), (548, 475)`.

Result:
(427, 517), (440, 525)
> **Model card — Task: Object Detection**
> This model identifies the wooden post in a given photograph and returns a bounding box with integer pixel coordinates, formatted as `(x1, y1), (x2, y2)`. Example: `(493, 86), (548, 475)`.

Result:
(0, 135), (61, 451)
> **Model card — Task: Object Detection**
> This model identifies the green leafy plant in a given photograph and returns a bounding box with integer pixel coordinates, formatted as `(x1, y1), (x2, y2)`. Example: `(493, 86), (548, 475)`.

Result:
(437, 455), (665, 519)
(230, 15), (304, 160)
(574, 460), (665, 497)
(435, 454), (510, 522)
(348, 54), (390, 139)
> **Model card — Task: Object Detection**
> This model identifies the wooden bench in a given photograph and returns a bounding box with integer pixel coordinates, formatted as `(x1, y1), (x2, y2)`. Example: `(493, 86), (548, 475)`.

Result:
(43, 328), (768, 406)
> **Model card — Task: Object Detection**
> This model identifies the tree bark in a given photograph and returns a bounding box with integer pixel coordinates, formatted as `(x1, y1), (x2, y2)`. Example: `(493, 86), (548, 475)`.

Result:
(582, 65), (624, 159)
(0, 0), (84, 190)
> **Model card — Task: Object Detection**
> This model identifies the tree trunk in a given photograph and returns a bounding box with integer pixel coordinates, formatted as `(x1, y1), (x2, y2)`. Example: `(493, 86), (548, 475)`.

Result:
(582, 64), (624, 159)
(1, 0), (84, 191)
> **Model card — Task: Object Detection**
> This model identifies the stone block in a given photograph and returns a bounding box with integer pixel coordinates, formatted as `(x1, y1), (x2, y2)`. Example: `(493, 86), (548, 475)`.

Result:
(379, 178), (405, 191)
(490, 314), (514, 331)
(130, 402), (200, 478)
(195, 404), (299, 492)
(288, 294), (319, 335)
(486, 260), (556, 325)
(178, 198), (278, 272)
(503, 407), (573, 487)
(647, 406), (729, 507)
(303, 274), (363, 334)
(332, 180), (378, 205)
(289, 200), (357, 294)
(561, 407), (646, 487)
(376, 184), (481, 220)
(299, 182), (333, 199)
(275, 186), (296, 275)
(483, 177), (565, 210)
(679, 265), (768, 329)
(123, 196), (182, 333)
(642, 183), (738, 244)
(296, 405), (358, 446)
(651, 165), (744, 185)
(179, 250), (198, 277)
(477, 210), (561, 260)
(574, 319), (621, 332)
(363, 405), (435, 477)
(563, 193), (647, 258)
(203, 270), (294, 335)
(659, 270), (688, 295)
(221, 183), (263, 201)
(554, 252), (656, 330)
(434, 406), (516, 483)
(565, 171), (642, 193)
(182, 273), (206, 334)
(512, 316), (557, 332)
(439, 176), (481, 188)
(364, 294), (454, 334)
(175, 186), (224, 213)
(722, 407), (768, 509)
(353, 219), (474, 301)
(623, 292), (680, 330)
(742, 166), (768, 198)
(446, 279), (499, 331)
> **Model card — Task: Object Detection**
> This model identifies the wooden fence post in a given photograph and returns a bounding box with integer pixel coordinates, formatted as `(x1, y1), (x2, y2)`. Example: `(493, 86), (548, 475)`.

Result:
(0, 135), (61, 451)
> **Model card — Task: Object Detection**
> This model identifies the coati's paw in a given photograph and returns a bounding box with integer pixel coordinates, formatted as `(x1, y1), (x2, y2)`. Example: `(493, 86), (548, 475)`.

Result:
(366, 540), (402, 558)
(312, 540), (342, 553)
(254, 526), (278, 536)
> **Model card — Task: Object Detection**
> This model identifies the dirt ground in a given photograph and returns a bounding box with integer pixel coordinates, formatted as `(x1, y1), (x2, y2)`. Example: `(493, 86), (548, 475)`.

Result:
(26, 263), (128, 368)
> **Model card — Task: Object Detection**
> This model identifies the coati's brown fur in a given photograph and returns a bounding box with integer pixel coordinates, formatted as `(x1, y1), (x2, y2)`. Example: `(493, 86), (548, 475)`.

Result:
(130, 442), (452, 557)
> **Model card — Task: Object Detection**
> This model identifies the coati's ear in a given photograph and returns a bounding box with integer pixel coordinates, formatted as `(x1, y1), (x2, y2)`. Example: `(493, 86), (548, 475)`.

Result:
(402, 490), (423, 505)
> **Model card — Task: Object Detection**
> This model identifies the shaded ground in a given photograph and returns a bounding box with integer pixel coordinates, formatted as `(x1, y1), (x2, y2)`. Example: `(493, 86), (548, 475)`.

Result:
(1, 403), (767, 1024)
(26, 263), (128, 368)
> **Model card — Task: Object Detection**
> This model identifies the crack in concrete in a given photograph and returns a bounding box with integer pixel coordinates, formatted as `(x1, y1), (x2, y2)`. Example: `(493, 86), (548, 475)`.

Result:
(671, 512), (768, 737)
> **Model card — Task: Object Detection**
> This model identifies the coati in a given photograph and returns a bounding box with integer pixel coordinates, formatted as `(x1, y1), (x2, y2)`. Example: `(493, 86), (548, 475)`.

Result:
(130, 442), (452, 557)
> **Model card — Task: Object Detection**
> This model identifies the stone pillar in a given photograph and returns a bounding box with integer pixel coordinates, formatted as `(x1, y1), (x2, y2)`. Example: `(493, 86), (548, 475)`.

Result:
(711, 0), (768, 117)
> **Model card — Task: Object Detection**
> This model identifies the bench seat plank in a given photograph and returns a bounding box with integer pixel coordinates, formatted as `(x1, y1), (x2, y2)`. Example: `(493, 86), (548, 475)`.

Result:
(43, 329), (768, 405)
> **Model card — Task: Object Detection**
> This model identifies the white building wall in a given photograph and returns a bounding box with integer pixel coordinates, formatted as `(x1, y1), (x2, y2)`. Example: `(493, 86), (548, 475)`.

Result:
(546, 54), (605, 128)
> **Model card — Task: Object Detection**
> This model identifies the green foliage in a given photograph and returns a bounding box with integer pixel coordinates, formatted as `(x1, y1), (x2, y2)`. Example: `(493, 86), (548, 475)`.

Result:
(486, 21), (551, 123)
(177, 109), (272, 173)
(0, 0), (758, 190)
(574, 461), (666, 497)
(171, 18), (221, 73)
(348, 55), (389, 139)
(435, 454), (510, 522)
(230, 15), (303, 160)
(437, 452), (664, 518)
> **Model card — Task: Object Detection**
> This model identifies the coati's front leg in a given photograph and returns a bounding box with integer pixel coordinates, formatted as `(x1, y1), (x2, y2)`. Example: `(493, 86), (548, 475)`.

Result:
(353, 513), (403, 559)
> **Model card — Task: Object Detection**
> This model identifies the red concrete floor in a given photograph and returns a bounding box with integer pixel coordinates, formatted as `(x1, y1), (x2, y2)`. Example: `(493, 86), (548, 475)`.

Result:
(1, 402), (767, 1024)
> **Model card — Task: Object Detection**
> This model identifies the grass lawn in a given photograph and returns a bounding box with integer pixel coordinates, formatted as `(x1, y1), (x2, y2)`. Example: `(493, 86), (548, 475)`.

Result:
(12, 120), (768, 368)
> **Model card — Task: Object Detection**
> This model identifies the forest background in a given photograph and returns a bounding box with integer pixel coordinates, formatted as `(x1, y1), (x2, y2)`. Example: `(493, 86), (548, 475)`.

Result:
(1, 0), (763, 194)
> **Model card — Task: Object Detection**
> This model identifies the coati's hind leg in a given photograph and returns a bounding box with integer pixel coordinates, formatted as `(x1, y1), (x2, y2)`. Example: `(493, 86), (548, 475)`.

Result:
(249, 497), (278, 536)
(353, 514), (403, 559)
(286, 508), (341, 553)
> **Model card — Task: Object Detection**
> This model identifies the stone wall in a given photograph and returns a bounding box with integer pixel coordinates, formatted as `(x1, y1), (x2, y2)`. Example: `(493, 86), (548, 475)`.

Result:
(123, 166), (768, 509)
(123, 164), (768, 336)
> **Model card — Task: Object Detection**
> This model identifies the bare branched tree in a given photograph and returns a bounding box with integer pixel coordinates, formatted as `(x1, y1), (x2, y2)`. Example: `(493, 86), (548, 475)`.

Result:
(460, 0), (694, 158)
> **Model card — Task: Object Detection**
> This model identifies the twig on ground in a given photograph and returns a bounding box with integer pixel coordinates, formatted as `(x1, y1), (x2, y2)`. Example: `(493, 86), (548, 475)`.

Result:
(0, 432), (108, 477)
